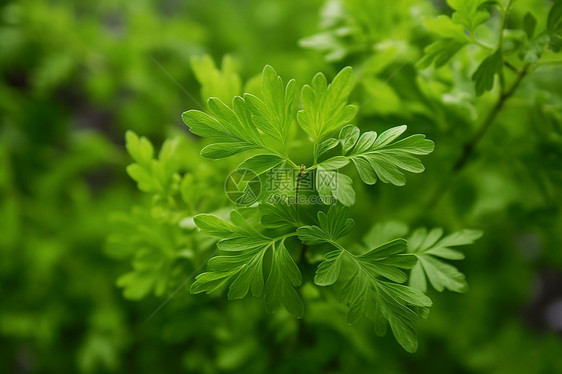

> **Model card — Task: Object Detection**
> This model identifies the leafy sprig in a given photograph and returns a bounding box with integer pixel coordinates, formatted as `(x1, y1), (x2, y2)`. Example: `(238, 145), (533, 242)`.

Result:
(421, 0), (562, 205)
(191, 212), (304, 317)
(420, 0), (562, 96)
(408, 228), (483, 293)
(183, 65), (435, 205)
(179, 62), (478, 352)
(298, 206), (431, 353)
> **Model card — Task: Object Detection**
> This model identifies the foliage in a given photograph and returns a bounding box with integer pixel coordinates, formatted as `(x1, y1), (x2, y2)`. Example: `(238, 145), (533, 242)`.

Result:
(179, 62), (478, 353)
(2, 0), (562, 373)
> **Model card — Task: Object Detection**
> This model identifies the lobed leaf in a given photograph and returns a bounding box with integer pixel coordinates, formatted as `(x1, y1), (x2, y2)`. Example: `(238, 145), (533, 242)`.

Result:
(244, 65), (296, 143)
(418, 38), (468, 69)
(297, 205), (355, 245)
(237, 154), (284, 175)
(408, 228), (483, 292)
(448, 0), (493, 36)
(264, 241), (304, 318)
(194, 214), (236, 238)
(259, 203), (300, 229)
(472, 50), (503, 96)
(348, 126), (434, 186)
(192, 212), (303, 317)
(312, 238), (430, 352)
(297, 67), (356, 142)
(182, 97), (267, 160)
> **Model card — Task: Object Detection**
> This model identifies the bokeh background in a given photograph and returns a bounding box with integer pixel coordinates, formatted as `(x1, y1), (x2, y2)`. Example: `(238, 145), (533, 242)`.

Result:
(1, 0), (561, 373)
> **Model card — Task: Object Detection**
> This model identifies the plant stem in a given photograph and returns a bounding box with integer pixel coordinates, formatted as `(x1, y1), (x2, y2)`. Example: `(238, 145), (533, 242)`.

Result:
(472, 39), (495, 51)
(453, 64), (528, 172)
(277, 232), (299, 241)
(504, 61), (520, 73)
(497, 0), (512, 48)
(427, 64), (530, 208)
(426, 2), (528, 208)
(295, 165), (306, 210)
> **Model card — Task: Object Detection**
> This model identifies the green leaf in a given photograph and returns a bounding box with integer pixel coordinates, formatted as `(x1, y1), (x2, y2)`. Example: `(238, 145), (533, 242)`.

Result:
(297, 67), (356, 142)
(423, 15), (469, 38)
(418, 38), (468, 69)
(244, 65), (296, 143)
(264, 241), (304, 317)
(192, 212), (303, 316)
(297, 204), (354, 244)
(547, 1), (562, 52)
(522, 12), (537, 39)
(124, 133), (182, 196)
(519, 34), (550, 63)
(357, 239), (418, 283)
(126, 164), (154, 192)
(315, 167), (356, 206)
(364, 221), (409, 249)
(259, 203), (300, 229)
(182, 97), (267, 160)
(317, 205), (355, 240)
(549, 31), (562, 52)
(376, 281), (431, 353)
(313, 238), (431, 352)
(125, 131), (154, 170)
(547, 1), (562, 32)
(448, 0), (493, 36)
(190, 235), (268, 295)
(194, 214), (236, 238)
(124, 132), (158, 192)
(314, 250), (344, 286)
(472, 50), (503, 96)
(348, 125), (434, 186)
(417, 256), (468, 293)
(317, 156), (350, 170)
(339, 125), (360, 155)
(333, 172), (355, 206)
(191, 55), (241, 103)
(316, 138), (340, 159)
(408, 228), (483, 292)
(218, 237), (271, 252)
(296, 225), (331, 245)
(117, 270), (159, 300)
(237, 154), (284, 175)
(201, 142), (255, 159)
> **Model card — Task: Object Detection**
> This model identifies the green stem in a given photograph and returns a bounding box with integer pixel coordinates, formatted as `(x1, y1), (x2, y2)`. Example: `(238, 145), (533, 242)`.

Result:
(452, 64), (529, 172)
(312, 143), (319, 165)
(295, 165), (307, 210)
(497, 0), (512, 48)
(276, 232), (299, 242)
(504, 60), (520, 73)
(471, 39), (494, 50)
(427, 64), (530, 208)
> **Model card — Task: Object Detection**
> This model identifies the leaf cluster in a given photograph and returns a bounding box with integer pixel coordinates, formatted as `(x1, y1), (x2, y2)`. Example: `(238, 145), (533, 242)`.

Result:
(145, 63), (479, 353)
(419, 0), (562, 96)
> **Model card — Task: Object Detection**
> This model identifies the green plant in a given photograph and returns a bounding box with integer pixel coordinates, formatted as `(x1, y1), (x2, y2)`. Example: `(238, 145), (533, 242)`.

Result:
(174, 64), (482, 352)
(418, 0), (562, 204)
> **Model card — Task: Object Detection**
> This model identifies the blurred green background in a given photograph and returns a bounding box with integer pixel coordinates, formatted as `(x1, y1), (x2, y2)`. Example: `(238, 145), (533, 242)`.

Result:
(1, 0), (561, 373)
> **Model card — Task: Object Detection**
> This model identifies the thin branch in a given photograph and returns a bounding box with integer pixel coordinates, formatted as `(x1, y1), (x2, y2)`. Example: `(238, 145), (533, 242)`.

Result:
(426, 1), (525, 208)
(504, 60), (520, 74)
(453, 64), (529, 172)
(427, 64), (530, 208)
(471, 39), (495, 51)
